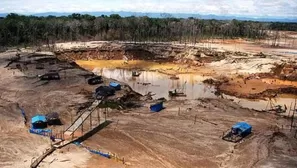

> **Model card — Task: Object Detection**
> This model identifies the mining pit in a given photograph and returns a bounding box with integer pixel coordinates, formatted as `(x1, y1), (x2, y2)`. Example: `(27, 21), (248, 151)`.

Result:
(1, 41), (297, 168)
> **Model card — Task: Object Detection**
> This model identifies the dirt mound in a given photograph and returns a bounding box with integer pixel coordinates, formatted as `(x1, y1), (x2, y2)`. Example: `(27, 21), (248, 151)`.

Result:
(271, 63), (297, 81)
(55, 44), (156, 61)
(254, 52), (267, 58)
(55, 43), (227, 67)
(203, 78), (222, 86)
(218, 86), (297, 99)
(268, 131), (297, 155)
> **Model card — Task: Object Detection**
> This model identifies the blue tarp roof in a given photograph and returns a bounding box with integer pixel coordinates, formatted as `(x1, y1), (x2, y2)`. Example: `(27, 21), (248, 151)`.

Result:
(109, 82), (121, 90)
(232, 122), (252, 132)
(31, 115), (47, 123)
(109, 82), (120, 87)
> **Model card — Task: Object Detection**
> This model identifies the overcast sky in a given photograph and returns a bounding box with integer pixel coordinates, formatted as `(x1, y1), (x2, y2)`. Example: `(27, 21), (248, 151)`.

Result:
(0, 0), (297, 17)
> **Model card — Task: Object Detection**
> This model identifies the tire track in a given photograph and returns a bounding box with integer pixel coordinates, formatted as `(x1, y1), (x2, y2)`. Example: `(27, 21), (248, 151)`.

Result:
(119, 130), (176, 168)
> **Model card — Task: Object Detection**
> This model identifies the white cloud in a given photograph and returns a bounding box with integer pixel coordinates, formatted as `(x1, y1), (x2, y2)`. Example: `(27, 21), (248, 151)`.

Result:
(0, 0), (296, 17)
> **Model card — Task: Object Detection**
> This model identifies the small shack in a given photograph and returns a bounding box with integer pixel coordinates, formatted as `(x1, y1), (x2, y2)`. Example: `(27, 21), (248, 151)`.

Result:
(222, 122), (252, 143)
(109, 82), (121, 90)
(46, 112), (61, 125)
(95, 86), (116, 99)
(31, 115), (47, 129)
(39, 72), (60, 80)
(132, 71), (141, 77)
(88, 76), (103, 85)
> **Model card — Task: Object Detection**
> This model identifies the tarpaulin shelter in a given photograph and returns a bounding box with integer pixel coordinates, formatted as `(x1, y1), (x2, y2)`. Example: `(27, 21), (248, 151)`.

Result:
(88, 76), (103, 85)
(31, 115), (47, 129)
(46, 112), (61, 125)
(231, 122), (252, 137)
(95, 86), (115, 99)
(39, 72), (60, 80)
(109, 82), (121, 90)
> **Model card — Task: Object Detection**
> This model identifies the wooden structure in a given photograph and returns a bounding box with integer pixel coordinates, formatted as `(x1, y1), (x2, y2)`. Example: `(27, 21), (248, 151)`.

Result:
(168, 90), (187, 97)
(132, 71), (141, 77)
(169, 75), (179, 80)
(88, 76), (103, 85)
(39, 72), (60, 80)
(64, 100), (102, 137)
(169, 81), (187, 97)
(95, 86), (115, 100)
(30, 100), (109, 168)
(265, 98), (287, 114)
(31, 147), (56, 168)
(46, 112), (61, 125)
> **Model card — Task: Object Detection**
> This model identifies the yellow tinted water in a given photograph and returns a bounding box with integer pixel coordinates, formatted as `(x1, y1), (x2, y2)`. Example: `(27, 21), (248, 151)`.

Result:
(78, 60), (297, 116)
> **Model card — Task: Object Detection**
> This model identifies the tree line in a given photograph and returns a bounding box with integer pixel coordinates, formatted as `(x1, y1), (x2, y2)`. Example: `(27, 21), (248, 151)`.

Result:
(0, 13), (296, 47)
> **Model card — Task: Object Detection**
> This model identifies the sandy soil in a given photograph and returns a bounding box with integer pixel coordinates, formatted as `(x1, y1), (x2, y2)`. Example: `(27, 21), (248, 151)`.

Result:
(38, 145), (91, 168)
(83, 99), (297, 168)
(208, 57), (283, 74)
(55, 39), (297, 167)
(0, 50), (144, 168)
(0, 51), (94, 168)
(218, 77), (297, 99)
(1, 37), (297, 168)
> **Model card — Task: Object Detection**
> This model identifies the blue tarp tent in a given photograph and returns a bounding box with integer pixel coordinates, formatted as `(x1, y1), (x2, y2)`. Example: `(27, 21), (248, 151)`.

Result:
(109, 82), (121, 90)
(232, 122), (252, 136)
(31, 115), (47, 129)
(31, 115), (46, 123)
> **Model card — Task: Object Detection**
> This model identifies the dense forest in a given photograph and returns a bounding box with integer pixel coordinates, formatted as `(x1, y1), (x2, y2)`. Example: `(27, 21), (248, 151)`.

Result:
(0, 13), (296, 47)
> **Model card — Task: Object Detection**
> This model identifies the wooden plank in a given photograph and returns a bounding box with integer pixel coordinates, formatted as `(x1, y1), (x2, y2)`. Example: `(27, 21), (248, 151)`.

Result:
(65, 100), (101, 134)
(30, 147), (56, 168)
(31, 100), (105, 168)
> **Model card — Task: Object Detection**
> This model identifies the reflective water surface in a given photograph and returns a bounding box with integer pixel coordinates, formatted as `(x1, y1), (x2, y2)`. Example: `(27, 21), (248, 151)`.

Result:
(91, 67), (297, 116)
(93, 68), (217, 100)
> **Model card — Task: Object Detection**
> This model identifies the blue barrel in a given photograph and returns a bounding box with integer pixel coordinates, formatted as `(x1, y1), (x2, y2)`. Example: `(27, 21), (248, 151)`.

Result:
(150, 102), (164, 112)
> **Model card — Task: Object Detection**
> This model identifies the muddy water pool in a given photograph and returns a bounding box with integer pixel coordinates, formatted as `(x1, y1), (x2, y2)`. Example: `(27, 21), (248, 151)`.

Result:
(93, 68), (217, 100)
(79, 60), (297, 116)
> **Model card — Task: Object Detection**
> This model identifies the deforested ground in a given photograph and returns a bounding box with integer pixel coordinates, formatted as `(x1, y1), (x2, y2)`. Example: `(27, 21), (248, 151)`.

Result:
(1, 37), (297, 168)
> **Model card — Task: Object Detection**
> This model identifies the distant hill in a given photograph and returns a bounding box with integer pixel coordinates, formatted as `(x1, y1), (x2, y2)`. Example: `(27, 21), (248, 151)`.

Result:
(0, 11), (296, 23)
(0, 13), (7, 17)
